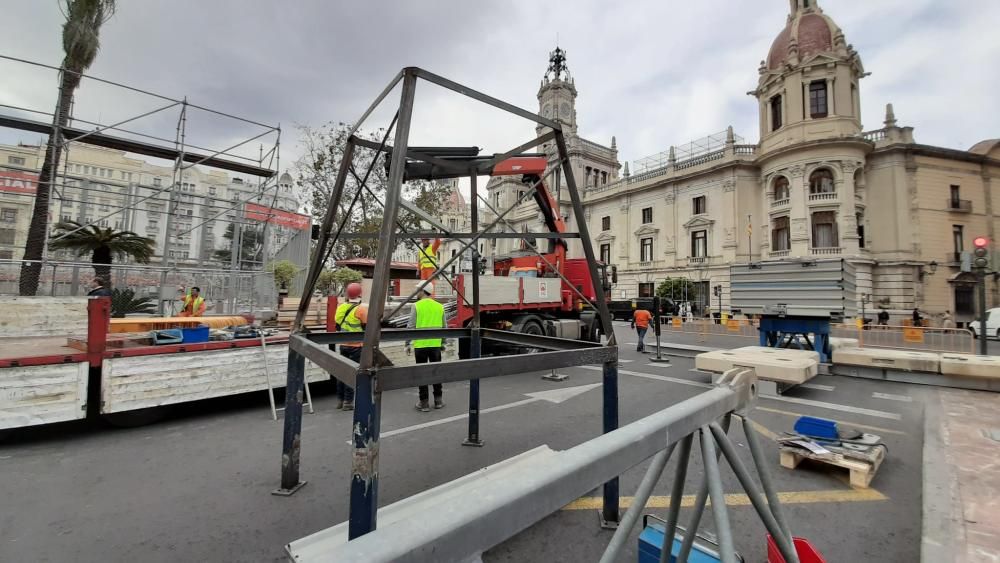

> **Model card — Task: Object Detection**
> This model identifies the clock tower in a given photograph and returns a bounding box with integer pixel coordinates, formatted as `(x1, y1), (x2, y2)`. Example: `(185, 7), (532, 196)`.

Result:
(537, 46), (578, 137)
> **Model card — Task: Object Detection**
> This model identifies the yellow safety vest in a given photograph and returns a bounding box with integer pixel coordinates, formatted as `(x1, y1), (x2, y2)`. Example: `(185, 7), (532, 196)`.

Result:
(336, 302), (364, 332)
(183, 293), (204, 314)
(412, 297), (445, 349)
(418, 244), (438, 270)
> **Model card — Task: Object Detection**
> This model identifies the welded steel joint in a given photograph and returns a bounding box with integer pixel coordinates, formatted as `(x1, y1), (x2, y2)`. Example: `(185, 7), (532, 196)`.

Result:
(714, 367), (757, 415)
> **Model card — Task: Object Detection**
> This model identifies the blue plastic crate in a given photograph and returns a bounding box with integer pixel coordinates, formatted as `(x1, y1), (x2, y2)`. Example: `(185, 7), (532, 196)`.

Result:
(639, 516), (742, 563)
(793, 416), (839, 440)
(181, 325), (210, 344)
(150, 329), (183, 345)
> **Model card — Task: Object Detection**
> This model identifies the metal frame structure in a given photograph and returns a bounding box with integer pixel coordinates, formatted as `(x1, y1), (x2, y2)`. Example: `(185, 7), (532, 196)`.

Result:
(277, 67), (620, 539)
(0, 55), (283, 306)
(285, 368), (804, 563)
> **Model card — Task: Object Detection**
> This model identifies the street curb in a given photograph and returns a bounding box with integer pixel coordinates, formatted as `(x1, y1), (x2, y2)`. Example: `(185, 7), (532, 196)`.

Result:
(921, 390), (964, 563)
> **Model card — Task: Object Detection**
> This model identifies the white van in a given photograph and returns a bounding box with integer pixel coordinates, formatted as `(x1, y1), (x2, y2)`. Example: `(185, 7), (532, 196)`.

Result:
(968, 308), (1000, 339)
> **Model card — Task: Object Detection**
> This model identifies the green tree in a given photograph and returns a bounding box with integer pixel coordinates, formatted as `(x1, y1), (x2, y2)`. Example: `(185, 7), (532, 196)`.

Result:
(267, 259), (298, 289)
(656, 277), (697, 301)
(316, 267), (363, 295)
(20, 0), (118, 295)
(48, 220), (154, 280)
(295, 122), (451, 262)
(214, 223), (262, 269)
(110, 287), (156, 318)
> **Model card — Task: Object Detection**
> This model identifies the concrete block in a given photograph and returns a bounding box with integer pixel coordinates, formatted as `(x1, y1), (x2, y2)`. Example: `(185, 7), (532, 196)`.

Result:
(696, 349), (817, 384)
(732, 345), (820, 362)
(828, 337), (859, 352)
(939, 354), (1000, 379)
(833, 347), (940, 373)
(0, 296), (89, 337)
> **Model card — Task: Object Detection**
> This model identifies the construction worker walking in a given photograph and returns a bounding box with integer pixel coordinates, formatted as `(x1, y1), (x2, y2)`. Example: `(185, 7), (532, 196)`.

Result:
(406, 281), (445, 412)
(334, 282), (367, 411)
(417, 237), (441, 284)
(632, 307), (652, 353)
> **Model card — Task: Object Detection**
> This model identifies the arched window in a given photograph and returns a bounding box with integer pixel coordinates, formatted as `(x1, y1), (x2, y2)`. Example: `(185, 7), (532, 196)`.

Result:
(809, 168), (835, 194)
(772, 216), (790, 251)
(773, 176), (790, 201)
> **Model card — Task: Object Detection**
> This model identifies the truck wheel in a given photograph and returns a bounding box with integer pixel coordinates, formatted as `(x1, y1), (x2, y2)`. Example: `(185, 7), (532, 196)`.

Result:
(521, 319), (544, 336)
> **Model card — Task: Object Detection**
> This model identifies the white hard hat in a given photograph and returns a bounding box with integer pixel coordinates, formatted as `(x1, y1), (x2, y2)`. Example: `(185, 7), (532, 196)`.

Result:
(419, 281), (434, 295)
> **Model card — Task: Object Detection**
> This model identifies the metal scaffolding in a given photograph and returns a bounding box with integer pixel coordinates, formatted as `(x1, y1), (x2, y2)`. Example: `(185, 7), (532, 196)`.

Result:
(0, 55), (284, 306)
(276, 67), (621, 540)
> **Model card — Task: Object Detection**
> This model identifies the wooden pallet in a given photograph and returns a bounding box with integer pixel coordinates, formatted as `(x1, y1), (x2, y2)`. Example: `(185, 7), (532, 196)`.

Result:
(779, 444), (885, 488)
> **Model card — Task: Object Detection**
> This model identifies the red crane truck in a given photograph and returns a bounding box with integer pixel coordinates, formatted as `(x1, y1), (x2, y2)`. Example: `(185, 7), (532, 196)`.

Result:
(448, 155), (614, 345)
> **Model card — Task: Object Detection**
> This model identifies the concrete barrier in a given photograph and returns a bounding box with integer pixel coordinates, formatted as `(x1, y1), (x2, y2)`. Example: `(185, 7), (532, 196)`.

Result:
(939, 354), (1000, 379)
(696, 349), (817, 385)
(832, 347), (940, 373)
(827, 337), (859, 353)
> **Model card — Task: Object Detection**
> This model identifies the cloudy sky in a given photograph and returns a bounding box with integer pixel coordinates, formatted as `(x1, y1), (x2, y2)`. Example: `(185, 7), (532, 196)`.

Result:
(2, 0), (999, 187)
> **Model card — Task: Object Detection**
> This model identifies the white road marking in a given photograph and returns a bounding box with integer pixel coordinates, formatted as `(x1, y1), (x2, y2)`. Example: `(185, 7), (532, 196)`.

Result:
(617, 359), (635, 363)
(799, 383), (835, 392)
(376, 383), (603, 440)
(646, 362), (674, 368)
(581, 365), (902, 421)
(872, 392), (912, 403)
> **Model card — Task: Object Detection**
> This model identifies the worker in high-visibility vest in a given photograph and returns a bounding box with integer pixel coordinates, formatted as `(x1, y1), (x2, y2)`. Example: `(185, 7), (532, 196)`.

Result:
(334, 282), (367, 411)
(178, 286), (206, 317)
(417, 237), (441, 283)
(405, 281), (446, 412)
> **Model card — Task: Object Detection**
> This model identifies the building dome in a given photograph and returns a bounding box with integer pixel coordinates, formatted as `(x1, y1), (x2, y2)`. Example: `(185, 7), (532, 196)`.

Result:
(766, 1), (846, 70)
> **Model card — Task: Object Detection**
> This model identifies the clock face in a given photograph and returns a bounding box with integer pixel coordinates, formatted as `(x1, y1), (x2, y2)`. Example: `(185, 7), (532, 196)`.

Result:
(542, 104), (552, 118)
(560, 102), (571, 118)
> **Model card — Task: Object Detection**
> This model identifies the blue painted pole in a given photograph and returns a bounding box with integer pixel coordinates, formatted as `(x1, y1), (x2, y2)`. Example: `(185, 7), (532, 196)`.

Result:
(348, 368), (381, 539)
(601, 359), (620, 525)
(464, 172), (483, 447)
(277, 349), (306, 493)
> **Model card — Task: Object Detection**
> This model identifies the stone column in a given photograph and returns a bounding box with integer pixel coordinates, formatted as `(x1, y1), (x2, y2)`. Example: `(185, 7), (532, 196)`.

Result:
(788, 165), (810, 255)
(839, 161), (860, 254)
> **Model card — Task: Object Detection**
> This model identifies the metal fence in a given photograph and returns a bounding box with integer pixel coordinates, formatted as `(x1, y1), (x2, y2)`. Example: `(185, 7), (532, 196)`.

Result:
(662, 317), (759, 341)
(0, 259), (277, 315)
(831, 323), (975, 355)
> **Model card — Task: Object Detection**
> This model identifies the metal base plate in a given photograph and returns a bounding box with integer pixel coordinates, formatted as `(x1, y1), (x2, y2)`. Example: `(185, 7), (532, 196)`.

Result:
(542, 372), (569, 381)
(649, 356), (672, 363)
(462, 439), (485, 447)
(271, 481), (308, 496)
(599, 510), (620, 530)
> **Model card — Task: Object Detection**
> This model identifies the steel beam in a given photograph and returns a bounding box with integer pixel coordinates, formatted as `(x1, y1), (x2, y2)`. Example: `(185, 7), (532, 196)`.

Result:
(335, 231), (582, 240)
(349, 68), (418, 541)
(413, 68), (562, 130)
(289, 334), (358, 386)
(465, 172), (484, 448)
(480, 328), (606, 350)
(306, 328), (470, 345)
(276, 349), (307, 494)
(475, 131), (557, 173)
(376, 346), (618, 392)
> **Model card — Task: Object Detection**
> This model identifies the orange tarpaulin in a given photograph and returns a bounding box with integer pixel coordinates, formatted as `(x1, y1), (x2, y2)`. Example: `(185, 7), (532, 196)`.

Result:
(109, 316), (248, 334)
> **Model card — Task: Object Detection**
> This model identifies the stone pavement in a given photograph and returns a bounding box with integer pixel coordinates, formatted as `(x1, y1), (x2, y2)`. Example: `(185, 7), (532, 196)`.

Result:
(924, 388), (1000, 562)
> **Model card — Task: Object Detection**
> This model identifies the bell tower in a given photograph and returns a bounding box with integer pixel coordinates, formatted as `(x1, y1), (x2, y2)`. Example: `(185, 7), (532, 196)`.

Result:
(537, 46), (578, 138)
(753, 0), (865, 152)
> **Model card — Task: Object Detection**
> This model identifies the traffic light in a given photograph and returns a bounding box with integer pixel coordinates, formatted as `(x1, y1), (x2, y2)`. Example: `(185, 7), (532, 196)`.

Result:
(973, 236), (990, 270)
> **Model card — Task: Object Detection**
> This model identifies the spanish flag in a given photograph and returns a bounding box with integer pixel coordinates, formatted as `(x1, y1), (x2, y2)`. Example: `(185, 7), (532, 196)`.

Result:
(747, 215), (752, 237)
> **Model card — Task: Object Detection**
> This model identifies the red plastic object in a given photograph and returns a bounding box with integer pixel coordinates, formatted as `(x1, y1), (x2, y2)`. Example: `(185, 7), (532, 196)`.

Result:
(767, 535), (826, 563)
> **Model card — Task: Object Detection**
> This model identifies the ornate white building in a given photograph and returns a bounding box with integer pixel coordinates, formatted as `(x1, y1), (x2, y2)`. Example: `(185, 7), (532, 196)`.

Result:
(494, 0), (1000, 324)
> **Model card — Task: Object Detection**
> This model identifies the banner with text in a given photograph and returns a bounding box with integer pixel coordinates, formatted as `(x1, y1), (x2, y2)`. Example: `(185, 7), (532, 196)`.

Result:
(244, 202), (310, 231)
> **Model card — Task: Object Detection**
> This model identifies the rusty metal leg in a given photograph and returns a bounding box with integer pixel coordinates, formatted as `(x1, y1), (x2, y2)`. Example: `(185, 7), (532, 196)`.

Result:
(274, 349), (307, 495)
(348, 368), (381, 538)
(600, 359), (620, 527)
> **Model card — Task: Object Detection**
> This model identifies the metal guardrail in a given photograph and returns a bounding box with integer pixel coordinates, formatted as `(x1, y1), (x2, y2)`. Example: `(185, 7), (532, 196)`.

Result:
(0, 259), (276, 314)
(831, 323), (975, 355)
(287, 368), (803, 563)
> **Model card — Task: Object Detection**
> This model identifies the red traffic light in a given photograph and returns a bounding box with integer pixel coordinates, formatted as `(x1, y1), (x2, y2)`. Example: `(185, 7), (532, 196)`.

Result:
(974, 236), (989, 247)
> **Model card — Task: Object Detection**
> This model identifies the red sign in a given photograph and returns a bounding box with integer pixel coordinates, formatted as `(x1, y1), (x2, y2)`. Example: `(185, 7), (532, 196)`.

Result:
(0, 171), (38, 194)
(244, 202), (310, 231)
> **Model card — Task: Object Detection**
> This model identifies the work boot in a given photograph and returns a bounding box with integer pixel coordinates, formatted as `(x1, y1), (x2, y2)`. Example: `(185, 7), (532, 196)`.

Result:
(433, 397), (445, 410)
(336, 399), (344, 410)
(415, 400), (430, 412)
(341, 400), (354, 411)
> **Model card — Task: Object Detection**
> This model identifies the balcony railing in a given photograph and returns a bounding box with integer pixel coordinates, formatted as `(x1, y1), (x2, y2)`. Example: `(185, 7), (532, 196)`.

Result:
(688, 256), (707, 264)
(863, 128), (887, 142)
(811, 247), (842, 255)
(769, 249), (790, 257)
(734, 144), (757, 155)
(808, 192), (837, 202)
(946, 198), (972, 213)
(771, 198), (789, 208)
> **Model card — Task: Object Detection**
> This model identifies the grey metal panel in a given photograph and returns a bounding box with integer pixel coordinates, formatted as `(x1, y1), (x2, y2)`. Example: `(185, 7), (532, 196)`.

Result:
(289, 334), (357, 386)
(307, 328), (470, 344)
(730, 259), (857, 318)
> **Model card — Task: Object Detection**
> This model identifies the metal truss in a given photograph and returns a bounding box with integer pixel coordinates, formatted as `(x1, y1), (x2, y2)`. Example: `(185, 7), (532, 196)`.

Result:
(276, 67), (620, 541)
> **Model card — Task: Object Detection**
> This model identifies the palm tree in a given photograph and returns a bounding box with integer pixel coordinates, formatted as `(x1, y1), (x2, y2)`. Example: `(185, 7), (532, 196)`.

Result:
(48, 221), (154, 281)
(19, 0), (117, 295)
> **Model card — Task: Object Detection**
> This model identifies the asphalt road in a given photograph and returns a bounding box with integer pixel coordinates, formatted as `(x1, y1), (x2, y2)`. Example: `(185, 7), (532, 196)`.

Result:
(0, 322), (930, 562)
